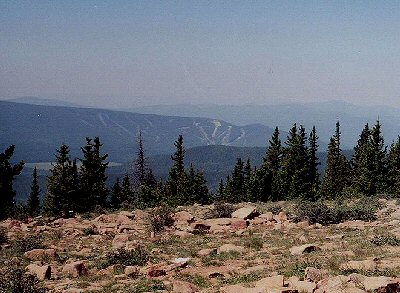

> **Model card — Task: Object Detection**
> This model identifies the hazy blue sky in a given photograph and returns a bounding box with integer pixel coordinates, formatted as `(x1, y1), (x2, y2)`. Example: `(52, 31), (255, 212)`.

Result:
(1, 1), (400, 107)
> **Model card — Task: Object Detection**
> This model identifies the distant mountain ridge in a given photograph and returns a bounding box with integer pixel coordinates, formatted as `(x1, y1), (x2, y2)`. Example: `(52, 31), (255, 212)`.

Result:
(0, 101), (279, 163)
(130, 101), (400, 149)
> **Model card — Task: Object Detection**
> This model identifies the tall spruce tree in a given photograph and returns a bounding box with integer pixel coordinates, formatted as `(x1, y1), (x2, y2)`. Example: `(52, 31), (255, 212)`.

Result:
(121, 174), (134, 206)
(370, 120), (387, 193)
(387, 137), (400, 195)
(27, 167), (41, 217)
(79, 137), (109, 211)
(133, 129), (147, 189)
(351, 124), (374, 195)
(165, 135), (189, 206)
(43, 144), (76, 216)
(0, 145), (24, 219)
(281, 124), (311, 200)
(308, 126), (320, 200)
(224, 158), (245, 203)
(110, 178), (123, 209)
(320, 121), (351, 199)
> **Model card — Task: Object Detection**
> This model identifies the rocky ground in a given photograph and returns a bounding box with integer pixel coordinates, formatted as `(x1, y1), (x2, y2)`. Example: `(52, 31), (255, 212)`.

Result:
(2, 199), (400, 292)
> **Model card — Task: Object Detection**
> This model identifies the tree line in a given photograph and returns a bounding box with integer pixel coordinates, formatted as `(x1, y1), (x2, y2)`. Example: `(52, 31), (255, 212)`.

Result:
(1, 120), (400, 220)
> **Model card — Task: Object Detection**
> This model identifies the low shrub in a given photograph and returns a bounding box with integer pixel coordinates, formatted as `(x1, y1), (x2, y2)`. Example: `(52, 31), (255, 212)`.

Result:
(244, 236), (264, 250)
(98, 247), (149, 269)
(206, 202), (235, 219)
(371, 235), (400, 246)
(0, 266), (46, 293)
(83, 226), (98, 236)
(294, 199), (379, 226)
(0, 228), (8, 245)
(149, 205), (174, 234)
(12, 235), (45, 255)
(294, 201), (334, 225)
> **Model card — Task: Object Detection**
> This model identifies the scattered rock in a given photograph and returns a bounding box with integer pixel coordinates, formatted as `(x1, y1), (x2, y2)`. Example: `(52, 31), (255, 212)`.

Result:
(26, 264), (51, 280)
(231, 207), (260, 220)
(147, 267), (167, 277)
(304, 267), (329, 283)
(62, 261), (88, 278)
(218, 244), (245, 254)
(198, 248), (217, 257)
(125, 266), (140, 278)
(24, 248), (58, 260)
(290, 244), (321, 255)
(112, 234), (129, 249)
(173, 280), (200, 293)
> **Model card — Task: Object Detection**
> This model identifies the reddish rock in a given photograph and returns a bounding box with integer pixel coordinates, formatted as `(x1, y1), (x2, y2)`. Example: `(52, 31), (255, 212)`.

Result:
(24, 248), (58, 260)
(230, 218), (248, 230)
(147, 267), (167, 277)
(290, 244), (321, 255)
(173, 280), (200, 293)
(198, 248), (217, 257)
(62, 261), (88, 278)
(112, 234), (129, 249)
(304, 267), (329, 283)
(26, 264), (51, 280)
(231, 207), (260, 220)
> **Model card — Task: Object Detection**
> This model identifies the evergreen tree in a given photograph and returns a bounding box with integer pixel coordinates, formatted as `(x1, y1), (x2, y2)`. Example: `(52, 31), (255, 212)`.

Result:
(43, 144), (76, 216)
(320, 121), (351, 199)
(387, 137), (400, 195)
(216, 179), (225, 201)
(110, 178), (123, 209)
(79, 137), (109, 210)
(0, 145), (24, 219)
(370, 120), (387, 193)
(165, 135), (189, 206)
(224, 158), (245, 203)
(351, 124), (374, 195)
(133, 129), (147, 189)
(281, 124), (311, 200)
(27, 167), (41, 217)
(308, 126), (321, 200)
(121, 174), (134, 206)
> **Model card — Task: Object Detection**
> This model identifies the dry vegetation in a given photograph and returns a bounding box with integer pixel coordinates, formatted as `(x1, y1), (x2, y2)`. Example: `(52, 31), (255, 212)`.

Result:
(1, 198), (400, 292)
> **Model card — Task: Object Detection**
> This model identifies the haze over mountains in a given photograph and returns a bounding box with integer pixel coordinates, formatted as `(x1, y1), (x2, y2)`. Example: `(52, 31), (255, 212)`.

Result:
(0, 100), (277, 163)
(130, 101), (400, 149)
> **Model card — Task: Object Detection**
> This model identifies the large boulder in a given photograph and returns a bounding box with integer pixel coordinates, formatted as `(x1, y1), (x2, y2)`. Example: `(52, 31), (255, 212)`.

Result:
(62, 261), (88, 278)
(112, 234), (129, 249)
(26, 264), (51, 280)
(231, 207), (260, 220)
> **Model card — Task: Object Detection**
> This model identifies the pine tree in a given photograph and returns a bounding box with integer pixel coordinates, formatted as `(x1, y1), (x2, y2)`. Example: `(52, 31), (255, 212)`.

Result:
(188, 165), (209, 205)
(132, 129), (148, 189)
(387, 137), (400, 195)
(320, 121), (351, 199)
(43, 144), (76, 216)
(27, 167), (41, 217)
(110, 178), (123, 209)
(79, 137), (109, 211)
(370, 120), (387, 193)
(216, 179), (225, 201)
(224, 158), (245, 203)
(308, 126), (321, 200)
(165, 135), (189, 206)
(281, 124), (311, 200)
(0, 145), (24, 219)
(121, 174), (134, 206)
(351, 124), (374, 195)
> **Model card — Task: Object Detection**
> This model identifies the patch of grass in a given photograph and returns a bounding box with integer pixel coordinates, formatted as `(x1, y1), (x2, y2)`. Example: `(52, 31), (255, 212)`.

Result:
(131, 279), (166, 292)
(265, 203), (283, 215)
(244, 236), (263, 250)
(201, 251), (241, 266)
(176, 273), (210, 288)
(370, 234), (400, 246)
(224, 272), (263, 285)
(281, 260), (321, 279)
(97, 247), (149, 269)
